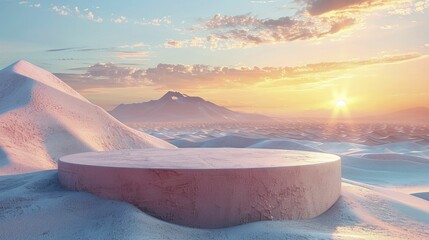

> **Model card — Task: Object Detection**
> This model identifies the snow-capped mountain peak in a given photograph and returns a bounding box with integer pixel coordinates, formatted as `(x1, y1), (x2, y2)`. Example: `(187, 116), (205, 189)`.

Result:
(111, 91), (271, 123)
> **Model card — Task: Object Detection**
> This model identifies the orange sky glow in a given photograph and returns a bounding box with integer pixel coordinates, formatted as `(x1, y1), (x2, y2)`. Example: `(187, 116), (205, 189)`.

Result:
(1, 0), (428, 118)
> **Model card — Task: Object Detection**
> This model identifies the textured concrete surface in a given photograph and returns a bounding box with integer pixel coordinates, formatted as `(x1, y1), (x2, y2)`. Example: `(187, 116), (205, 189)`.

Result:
(58, 148), (341, 228)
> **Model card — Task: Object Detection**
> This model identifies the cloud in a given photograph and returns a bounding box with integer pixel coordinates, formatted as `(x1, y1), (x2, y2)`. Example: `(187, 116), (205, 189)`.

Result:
(185, 13), (357, 49)
(45, 45), (148, 59)
(134, 16), (172, 26)
(168, 8), (361, 49)
(113, 16), (128, 24)
(51, 5), (103, 23)
(114, 51), (149, 59)
(86, 11), (103, 23)
(56, 53), (423, 91)
(298, 0), (402, 16)
(164, 40), (184, 48)
(45, 47), (109, 52)
(18, 1), (40, 8)
(144, 53), (423, 88)
(46, 47), (81, 52)
(52, 5), (70, 16)
(167, 1), (417, 49)
(204, 13), (259, 29)
(55, 63), (150, 90)
(299, 0), (429, 16)
(109, 15), (173, 26)
(164, 38), (206, 48)
(76, 48), (109, 52)
(118, 42), (145, 48)
(415, 0), (429, 12)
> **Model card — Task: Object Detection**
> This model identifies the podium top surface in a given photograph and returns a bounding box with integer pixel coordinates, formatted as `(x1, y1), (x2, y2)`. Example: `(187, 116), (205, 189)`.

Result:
(59, 148), (340, 170)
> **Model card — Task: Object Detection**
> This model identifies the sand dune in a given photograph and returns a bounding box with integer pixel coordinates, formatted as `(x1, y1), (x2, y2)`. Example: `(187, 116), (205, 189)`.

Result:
(1, 120), (428, 239)
(1, 170), (428, 239)
(0, 61), (174, 174)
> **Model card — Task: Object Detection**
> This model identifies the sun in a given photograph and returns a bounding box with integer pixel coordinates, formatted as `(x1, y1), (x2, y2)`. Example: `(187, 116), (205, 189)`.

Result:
(335, 100), (347, 108)
(330, 90), (351, 119)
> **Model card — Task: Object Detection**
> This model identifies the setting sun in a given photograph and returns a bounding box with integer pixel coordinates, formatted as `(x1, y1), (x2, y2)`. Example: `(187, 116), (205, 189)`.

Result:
(336, 100), (347, 108)
(331, 96), (350, 119)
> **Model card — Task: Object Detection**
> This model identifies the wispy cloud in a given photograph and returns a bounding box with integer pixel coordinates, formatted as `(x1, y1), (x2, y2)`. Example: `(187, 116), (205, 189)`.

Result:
(164, 38), (206, 48)
(45, 44), (149, 60)
(109, 15), (173, 26)
(118, 42), (145, 49)
(56, 53), (424, 90)
(203, 13), (356, 49)
(415, 0), (429, 12)
(164, 37), (206, 48)
(46, 47), (81, 52)
(298, 0), (406, 16)
(55, 63), (149, 90)
(52, 5), (69, 16)
(299, 0), (429, 16)
(144, 53), (424, 88)
(166, 0), (422, 49)
(134, 16), (172, 26)
(164, 40), (184, 48)
(167, 12), (358, 49)
(114, 51), (149, 59)
(19, 1), (40, 8)
(76, 48), (109, 52)
(389, 0), (429, 15)
(113, 16), (128, 24)
(51, 5), (103, 23)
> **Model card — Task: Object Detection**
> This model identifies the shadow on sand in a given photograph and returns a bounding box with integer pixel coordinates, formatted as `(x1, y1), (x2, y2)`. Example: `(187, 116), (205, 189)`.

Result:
(0, 148), (10, 167)
(0, 70), (33, 115)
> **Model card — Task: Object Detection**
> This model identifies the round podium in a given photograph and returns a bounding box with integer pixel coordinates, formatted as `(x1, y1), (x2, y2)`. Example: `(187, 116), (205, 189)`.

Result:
(58, 148), (341, 228)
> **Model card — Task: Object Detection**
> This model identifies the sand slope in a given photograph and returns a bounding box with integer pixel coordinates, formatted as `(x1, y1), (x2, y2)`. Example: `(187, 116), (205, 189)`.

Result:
(1, 123), (429, 239)
(0, 170), (428, 240)
(0, 60), (174, 174)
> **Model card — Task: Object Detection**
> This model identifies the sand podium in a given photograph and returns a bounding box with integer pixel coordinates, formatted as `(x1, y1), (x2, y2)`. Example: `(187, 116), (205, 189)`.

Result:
(58, 148), (341, 228)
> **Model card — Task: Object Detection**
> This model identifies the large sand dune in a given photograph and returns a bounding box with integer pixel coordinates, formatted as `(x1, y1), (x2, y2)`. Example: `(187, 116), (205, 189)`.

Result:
(0, 60), (174, 174)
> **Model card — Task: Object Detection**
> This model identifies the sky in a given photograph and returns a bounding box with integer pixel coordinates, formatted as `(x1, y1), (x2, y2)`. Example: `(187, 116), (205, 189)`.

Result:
(0, 0), (428, 117)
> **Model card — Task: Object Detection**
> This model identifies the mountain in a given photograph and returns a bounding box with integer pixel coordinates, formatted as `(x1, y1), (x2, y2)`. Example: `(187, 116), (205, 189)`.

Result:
(0, 60), (174, 174)
(379, 107), (429, 123)
(354, 107), (429, 124)
(110, 91), (272, 123)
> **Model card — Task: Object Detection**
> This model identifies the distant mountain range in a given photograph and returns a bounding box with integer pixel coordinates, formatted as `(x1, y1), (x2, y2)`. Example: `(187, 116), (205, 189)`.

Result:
(110, 91), (272, 123)
(373, 107), (429, 123)
(287, 107), (429, 123)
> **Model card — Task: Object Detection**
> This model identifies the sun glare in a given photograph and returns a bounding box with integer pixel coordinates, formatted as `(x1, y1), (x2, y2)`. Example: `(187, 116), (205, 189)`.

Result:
(336, 100), (347, 108)
(330, 91), (351, 119)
